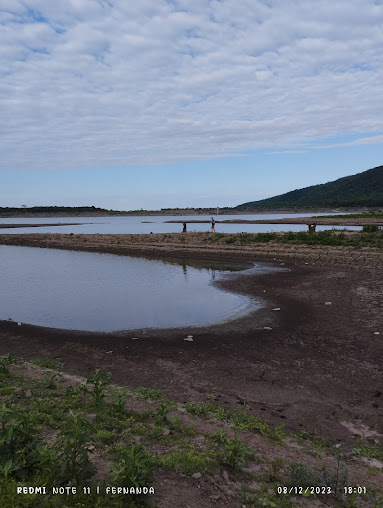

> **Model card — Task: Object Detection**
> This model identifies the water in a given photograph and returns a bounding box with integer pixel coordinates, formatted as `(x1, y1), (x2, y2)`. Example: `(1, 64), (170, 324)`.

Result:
(0, 213), (361, 234)
(0, 245), (258, 332)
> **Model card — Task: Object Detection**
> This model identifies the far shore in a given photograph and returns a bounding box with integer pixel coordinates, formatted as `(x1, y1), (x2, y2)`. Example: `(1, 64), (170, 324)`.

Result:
(0, 207), (372, 218)
(166, 217), (383, 226)
(0, 222), (86, 229)
(2, 215), (383, 230)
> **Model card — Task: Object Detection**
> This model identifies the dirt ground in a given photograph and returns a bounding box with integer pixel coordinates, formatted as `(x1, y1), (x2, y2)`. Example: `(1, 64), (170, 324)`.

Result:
(0, 233), (382, 506)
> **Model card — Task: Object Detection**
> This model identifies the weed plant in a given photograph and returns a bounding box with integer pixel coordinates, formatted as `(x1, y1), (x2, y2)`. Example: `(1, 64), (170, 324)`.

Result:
(288, 445), (350, 500)
(56, 411), (96, 485)
(0, 354), (16, 375)
(86, 369), (111, 407)
(110, 445), (154, 490)
(209, 429), (252, 470)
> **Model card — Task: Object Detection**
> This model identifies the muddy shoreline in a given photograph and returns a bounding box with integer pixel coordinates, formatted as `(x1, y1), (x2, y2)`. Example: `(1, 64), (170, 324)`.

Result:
(0, 233), (382, 449)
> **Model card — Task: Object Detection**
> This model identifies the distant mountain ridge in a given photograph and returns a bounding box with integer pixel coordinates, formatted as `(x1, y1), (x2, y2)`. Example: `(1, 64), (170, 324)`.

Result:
(236, 165), (383, 210)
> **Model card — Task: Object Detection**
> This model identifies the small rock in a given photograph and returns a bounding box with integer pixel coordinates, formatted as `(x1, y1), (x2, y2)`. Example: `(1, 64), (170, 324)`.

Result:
(209, 494), (222, 501)
(264, 326), (272, 330)
(325, 302), (332, 305)
(162, 428), (170, 437)
(267, 488), (275, 496)
(131, 337), (138, 340)
(192, 472), (202, 480)
(17, 322), (21, 326)
(272, 308), (280, 311)
(222, 470), (229, 483)
(263, 290), (266, 292)
(25, 390), (33, 399)
(374, 332), (380, 335)
(184, 337), (193, 341)
(106, 351), (113, 354)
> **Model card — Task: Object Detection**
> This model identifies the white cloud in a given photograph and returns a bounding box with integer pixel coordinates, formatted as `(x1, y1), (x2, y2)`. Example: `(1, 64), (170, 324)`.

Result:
(1, 0), (383, 170)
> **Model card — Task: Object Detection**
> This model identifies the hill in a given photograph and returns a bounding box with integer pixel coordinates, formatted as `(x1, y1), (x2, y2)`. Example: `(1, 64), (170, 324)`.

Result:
(236, 165), (383, 210)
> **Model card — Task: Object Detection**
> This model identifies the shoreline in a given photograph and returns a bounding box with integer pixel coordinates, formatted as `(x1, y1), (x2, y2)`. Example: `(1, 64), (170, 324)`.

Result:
(0, 233), (382, 450)
(0, 208), (371, 219)
(0, 222), (86, 229)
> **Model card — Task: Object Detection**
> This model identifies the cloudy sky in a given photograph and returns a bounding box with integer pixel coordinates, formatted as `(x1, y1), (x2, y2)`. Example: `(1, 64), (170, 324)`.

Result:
(1, 0), (383, 210)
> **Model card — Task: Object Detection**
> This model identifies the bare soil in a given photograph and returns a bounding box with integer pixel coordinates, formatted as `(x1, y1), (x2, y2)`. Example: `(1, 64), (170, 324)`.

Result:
(0, 232), (382, 506)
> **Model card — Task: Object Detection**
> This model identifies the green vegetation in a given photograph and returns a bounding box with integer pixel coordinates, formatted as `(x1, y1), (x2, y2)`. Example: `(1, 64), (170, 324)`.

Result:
(314, 211), (383, 219)
(362, 224), (381, 232)
(0, 206), (238, 217)
(110, 445), (155, 490)
(237, 165), (383, 209)
(0, 354), (16, 375)
(209, 429), (252, 470)
(0, 206), (127, 217)
(31, 358), (63, 370)
(183, 400), (284, 443)
(287, 443), (350, 499)
(1, 357), (382, 508)
(202, 229), (383, 249)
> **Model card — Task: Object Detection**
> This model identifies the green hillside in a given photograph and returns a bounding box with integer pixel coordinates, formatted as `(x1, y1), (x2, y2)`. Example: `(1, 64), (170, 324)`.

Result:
(237, 165), (383, 209)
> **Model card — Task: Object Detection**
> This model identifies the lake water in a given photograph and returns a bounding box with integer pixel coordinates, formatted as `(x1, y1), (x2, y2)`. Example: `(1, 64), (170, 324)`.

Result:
(0, 213), (361, 234)
(0, 245), (259, 332)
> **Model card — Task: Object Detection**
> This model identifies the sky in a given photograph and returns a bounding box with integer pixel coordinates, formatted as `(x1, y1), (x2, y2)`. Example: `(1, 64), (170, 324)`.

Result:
(1, 0), (383, 210)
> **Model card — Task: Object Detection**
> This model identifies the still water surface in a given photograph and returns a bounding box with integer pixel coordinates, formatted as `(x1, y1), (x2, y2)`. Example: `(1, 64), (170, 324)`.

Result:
(0, 213), (361, 234)
(0, 245), (257, 332)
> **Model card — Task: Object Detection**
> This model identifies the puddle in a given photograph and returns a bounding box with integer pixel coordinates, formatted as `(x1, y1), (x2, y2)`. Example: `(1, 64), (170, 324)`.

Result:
(0, 245), (259, 332)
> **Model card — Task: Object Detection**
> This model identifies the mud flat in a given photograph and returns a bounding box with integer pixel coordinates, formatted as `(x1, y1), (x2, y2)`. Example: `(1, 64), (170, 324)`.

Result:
(0, 232), (382, 504)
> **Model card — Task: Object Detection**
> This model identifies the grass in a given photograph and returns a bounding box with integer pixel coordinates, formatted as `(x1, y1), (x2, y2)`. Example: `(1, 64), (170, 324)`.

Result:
(30, 358), (63, 370)
(135, 387), (165, 401)
(313, 211), (383, 219)
(200, 229), (383, 249)
(183, 400), (284, 444)
(1, 356), (382, 508)
(158, 446), (214, 474)
(352, 439), (383, 462)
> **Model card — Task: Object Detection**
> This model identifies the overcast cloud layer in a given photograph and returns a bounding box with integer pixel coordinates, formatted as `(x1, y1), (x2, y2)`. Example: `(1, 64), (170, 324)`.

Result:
(1, 0), (383, 171)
